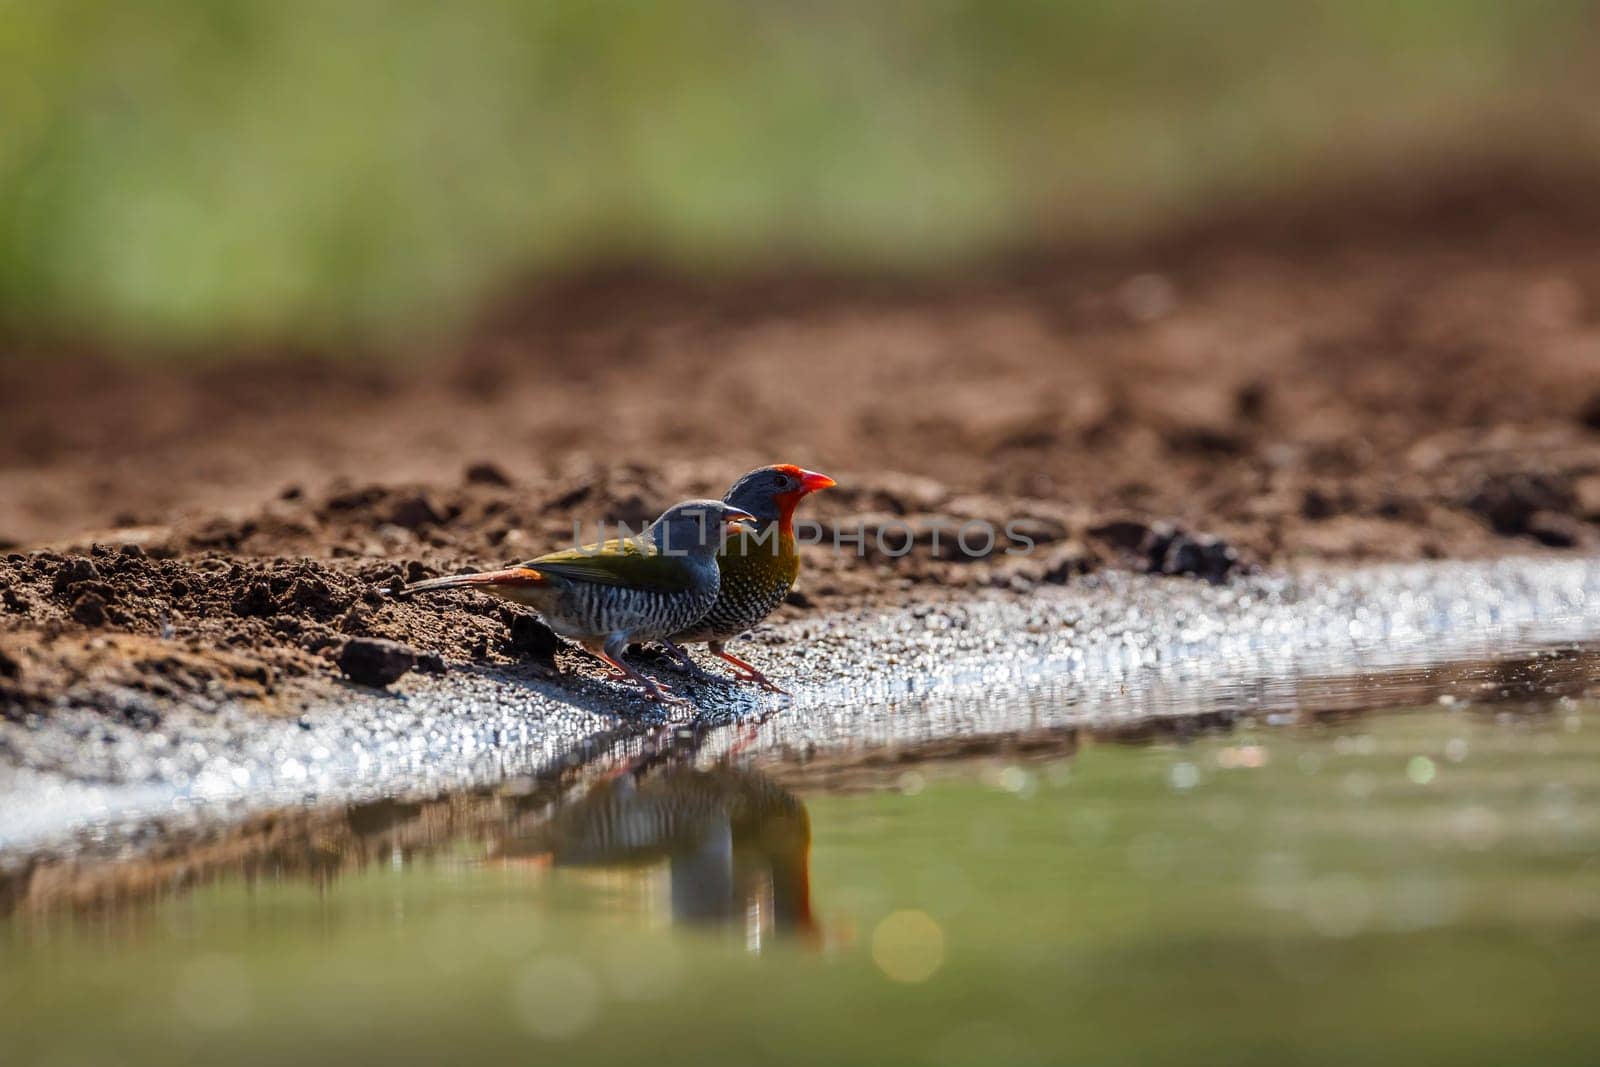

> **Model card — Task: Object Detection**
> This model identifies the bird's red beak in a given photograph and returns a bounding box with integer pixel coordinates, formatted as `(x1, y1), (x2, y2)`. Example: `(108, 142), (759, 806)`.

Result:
(797, 470), (836, 494)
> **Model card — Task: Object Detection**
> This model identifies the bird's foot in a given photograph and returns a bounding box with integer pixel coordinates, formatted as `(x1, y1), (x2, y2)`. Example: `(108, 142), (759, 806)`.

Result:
(729, 670), (788, 695)
(634, 679), (673, 703)
(709, 647), (788, 694)
(620, 672), (691, 705)
(591, 646), (692, 706)
(649, 681), (694, 703)
(660, 642), (787, 694)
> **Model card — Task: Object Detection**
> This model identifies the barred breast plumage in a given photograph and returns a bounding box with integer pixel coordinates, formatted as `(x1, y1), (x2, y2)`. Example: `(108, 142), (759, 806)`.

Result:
(400, 498), (754, 702)
(551, 568), (720, 643)
(673, 527), (800, 643)
(662, 466), (833, 692)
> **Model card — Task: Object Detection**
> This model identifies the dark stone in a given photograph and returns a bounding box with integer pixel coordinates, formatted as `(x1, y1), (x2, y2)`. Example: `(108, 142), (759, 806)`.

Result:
(119, 542), (146, 559)
(70, 591), (109, 627)
(336, 637), (417, 687)
(0, 646), (19, 678)
(51, 558), (99, 596)
(1300, 488), (1336, 520)
(464, 462), (513, 487)
(1466, 472), (1576, 537)
(1087, 519), (1152, 552)
(1144, 524), (1241, 584)
(387, 493), (449, 530)
(1526, 511), (1583, 549)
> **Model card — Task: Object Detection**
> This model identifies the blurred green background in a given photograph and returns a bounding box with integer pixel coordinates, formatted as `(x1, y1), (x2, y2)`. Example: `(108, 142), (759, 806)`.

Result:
(3, 0), (1598, 351)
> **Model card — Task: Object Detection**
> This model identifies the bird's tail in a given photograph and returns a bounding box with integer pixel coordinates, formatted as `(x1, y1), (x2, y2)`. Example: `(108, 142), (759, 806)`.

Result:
(400, 567), (546, 596)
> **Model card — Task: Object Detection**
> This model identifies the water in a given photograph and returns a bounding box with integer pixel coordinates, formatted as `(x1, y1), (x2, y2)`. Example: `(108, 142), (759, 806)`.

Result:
(5, 648), (1599, 1065)
(8, 556), (1600, 856)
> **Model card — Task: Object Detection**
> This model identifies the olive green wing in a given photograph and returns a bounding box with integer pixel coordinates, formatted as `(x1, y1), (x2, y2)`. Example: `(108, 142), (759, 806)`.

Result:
(519, 538), (696, 593)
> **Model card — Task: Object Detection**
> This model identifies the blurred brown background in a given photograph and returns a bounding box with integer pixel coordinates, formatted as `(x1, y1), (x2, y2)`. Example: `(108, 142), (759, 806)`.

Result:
(3, 1), (1600, 568)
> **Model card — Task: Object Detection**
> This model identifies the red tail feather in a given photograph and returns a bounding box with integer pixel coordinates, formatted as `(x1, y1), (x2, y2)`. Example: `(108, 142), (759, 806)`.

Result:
(402, 567), (544, 594)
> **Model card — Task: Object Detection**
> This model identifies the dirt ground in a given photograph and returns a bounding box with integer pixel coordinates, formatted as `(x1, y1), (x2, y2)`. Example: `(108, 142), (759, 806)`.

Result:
(4, 172), (1600, 718)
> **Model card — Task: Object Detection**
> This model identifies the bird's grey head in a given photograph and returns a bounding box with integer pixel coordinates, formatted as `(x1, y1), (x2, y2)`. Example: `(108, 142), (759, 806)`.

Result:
(724, 464), (836, 523)
(650, 499), (757, 558)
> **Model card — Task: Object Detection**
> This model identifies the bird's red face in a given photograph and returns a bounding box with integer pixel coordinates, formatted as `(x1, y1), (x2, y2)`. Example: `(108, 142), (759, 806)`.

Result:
(725, 464), (836, 532)
(770, 465), (835, 529)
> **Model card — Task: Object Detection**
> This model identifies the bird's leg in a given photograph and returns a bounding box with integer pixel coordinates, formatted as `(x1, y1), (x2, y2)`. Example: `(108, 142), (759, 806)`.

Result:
(571, 636), (635, 681)
(595, 649), (676, 702)
(657, 639), (730, 685)
(587, 636), (683, 704)
(708, 641), (788, 694)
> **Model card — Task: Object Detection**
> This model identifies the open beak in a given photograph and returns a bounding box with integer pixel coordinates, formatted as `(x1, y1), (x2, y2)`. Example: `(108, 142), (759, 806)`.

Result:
(723, 507), (758, 532)
(798, 469), (836, 493)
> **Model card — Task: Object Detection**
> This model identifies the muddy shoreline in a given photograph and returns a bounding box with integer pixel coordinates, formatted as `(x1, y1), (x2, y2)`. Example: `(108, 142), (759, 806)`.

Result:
(6, 180), (1600, 722)
(5, 554), (1600, 914)
(5, 555), (1600, 865)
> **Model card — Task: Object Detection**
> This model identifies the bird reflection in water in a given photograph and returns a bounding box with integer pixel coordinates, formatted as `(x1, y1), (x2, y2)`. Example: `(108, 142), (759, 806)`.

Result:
(497, 762), (816, 947)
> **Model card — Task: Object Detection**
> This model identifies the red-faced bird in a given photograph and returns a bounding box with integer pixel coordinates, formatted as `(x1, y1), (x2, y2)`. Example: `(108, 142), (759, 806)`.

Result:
(402, 499), (756, 701)
(663, 465), (835, 691)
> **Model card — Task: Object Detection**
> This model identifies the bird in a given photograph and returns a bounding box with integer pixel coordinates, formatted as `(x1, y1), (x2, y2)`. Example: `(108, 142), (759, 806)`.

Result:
(661, 465), (835, 692)
(399, 499), (756, 702)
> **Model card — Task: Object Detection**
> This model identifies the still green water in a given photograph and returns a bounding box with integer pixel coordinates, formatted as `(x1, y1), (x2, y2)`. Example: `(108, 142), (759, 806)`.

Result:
(5, 703), (1600, 1066)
